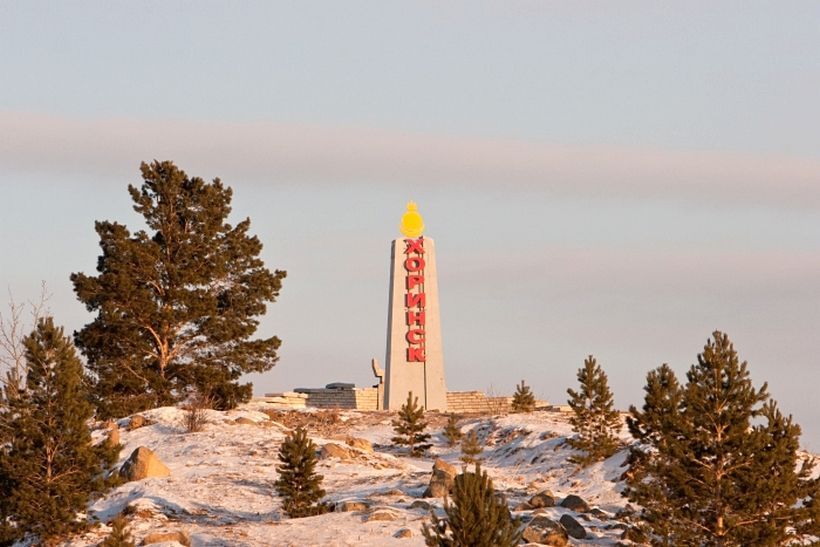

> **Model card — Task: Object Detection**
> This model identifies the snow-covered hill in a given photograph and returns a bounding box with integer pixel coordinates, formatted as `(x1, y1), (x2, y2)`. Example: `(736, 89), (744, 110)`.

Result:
(75, 405), (646, 546)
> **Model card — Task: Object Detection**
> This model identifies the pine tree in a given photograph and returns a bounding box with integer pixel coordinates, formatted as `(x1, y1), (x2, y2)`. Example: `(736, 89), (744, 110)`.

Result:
(625, 331), (820, 545)
(0, 318), (118, 544)
(460, 429), (483, 463)
(566, 355), (622, 464)
(391, 392), (431, 457)
(422, 464), (523, 547)
(274, 427), (328, 518)
(442, 414), (462, 447)
(71, 161), (286, 417)
(100, 514), (135, 547)
(510, 380), (535, 413)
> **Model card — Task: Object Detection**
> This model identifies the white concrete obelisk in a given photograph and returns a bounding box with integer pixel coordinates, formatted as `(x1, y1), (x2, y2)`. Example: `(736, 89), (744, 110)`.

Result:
(384, 203), (447, 410)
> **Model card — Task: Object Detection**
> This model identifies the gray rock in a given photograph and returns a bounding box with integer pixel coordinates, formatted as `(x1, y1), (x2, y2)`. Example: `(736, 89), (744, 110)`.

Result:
(326, 382), (355, 390)
(521, 515), (568, 546)
(559, 514), (586, 539)
(423, 458), (457, 498)
(410, 500), (431, 511)
(336, 500), (369, 512)
(141, 530), (190, 546)
(528, 490), (556, 508)
(365, 509), (398, 522)
(320, 443), (353, 461)
(560, 494), (590, 512)
(394, 528), (413, 538)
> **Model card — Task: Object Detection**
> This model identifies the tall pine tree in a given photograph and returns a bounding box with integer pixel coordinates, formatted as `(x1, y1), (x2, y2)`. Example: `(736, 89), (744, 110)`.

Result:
(71, 161), (286, 417)
(274, 427), (328, 518)
(391, 392), (431, 457)
(625, 331), (819, 545)
(0, 318), (118, 544)
(566, 355), (622, 464)
(422, 464), (523, 547)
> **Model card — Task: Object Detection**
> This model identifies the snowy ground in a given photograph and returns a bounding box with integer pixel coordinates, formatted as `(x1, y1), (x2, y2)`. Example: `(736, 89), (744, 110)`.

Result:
(71, 405), (649, 546)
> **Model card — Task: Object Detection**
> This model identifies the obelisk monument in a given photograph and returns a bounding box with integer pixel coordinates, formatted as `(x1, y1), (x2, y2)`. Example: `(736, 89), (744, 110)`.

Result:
(384, 202), (448, 410)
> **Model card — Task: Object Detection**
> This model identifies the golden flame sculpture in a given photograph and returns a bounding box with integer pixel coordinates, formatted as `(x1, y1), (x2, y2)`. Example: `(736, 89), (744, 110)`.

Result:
(399, 202), (425, 238)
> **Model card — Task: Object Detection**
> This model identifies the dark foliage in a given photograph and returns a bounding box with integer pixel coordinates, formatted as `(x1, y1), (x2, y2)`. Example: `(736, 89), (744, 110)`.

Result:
(274, 427), (328, 518)
(71, 161), (286, 417)
(0, 318), (118, 545)
(511, 380), (536, 413)
(100, 514), (135, 547)
(625, 331), (820, 545)
(566, 355), (622, 465)
(460, 428), (484, 463)
(391, 392), (431, 457)
(442, 414), (462, 447)
(422, 464), (523, 547)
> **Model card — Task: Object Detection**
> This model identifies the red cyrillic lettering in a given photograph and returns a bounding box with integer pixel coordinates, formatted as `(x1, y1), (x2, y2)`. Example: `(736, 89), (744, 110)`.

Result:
(404, 238), (424, 255)
(407, 347), (425, 362)
(407, 275), (424, 290)
(406, 292), (426, 308)
(406, 310), (425, 326)
(405, 328), (425, 344)
(404, 256), (425, 272)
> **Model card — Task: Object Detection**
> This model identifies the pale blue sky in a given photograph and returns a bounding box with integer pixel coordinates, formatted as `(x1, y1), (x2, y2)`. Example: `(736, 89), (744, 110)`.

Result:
(1, 1), (819, 449)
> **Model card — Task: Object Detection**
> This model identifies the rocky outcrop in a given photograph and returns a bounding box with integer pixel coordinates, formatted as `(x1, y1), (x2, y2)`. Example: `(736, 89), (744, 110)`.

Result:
(119, 447), (170, 482)
(423, 459), (457, 498)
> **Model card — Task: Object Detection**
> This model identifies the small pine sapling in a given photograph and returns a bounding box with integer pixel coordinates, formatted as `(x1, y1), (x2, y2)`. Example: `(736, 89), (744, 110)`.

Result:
(422, 464), (523, 547)
(100, 514), (135, 547)
(391, 391), (432, 457)
(511, 380), (536, 413)
(566, 355), (622, 465)
(460, 429), (483, 463)
(442, 414), (462, 447)
(274, 427), (328, 518)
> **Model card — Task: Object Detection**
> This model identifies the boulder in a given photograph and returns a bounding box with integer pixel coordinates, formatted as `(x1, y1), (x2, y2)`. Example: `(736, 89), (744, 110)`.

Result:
(320, 443), (353, 460)
(560, 494), (590, 512)
(128, 415), (152, 431)
(528, 490), (556, 508)
(521, 515), (568, 546)
(409, 500), (431, 511)
(365, 509), (398, 522)
(119, 447), (170, 482)
(394, 528), (413, 538)
(559, 514), (586, 539)
(336, 500), (369, 512)
(141, 530), (190, 546)
(423, 459), (457, 498)
(346, 436), (374, 453)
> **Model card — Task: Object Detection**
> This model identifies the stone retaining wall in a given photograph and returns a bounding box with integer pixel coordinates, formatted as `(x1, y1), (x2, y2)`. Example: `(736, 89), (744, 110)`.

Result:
(294, 387), (380, 410)
(255, 388), (549, 413)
